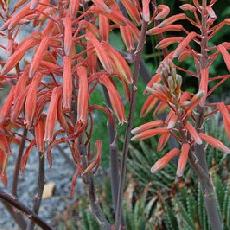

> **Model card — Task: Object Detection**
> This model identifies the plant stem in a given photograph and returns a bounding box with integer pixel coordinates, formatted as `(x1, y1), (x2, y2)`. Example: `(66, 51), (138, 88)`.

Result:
(88, 175), (111, 230)
(115, 20), (148, 229)
(102, 87), (120, 212)
(0, 191), (52, 230)
(1, 200), (27, 229)
(192, 0), (223, 228)
(12, 128), (27, 197)
(80, 138), (110, 229)
(27, 152), (45, 230)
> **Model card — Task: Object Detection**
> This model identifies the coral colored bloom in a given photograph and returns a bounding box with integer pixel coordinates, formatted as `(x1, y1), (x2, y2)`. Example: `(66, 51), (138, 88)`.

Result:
(217, 103), (230, 139)
(185, 122), (203, 145)
(1, 34), (40, 75)
(76, 66), (89, 124)
(30, 36), (50, 77)
(35, 116), (45, 153)
(156, 37), (184, 49)
(99, 14), (109, 42)
(44, 87), (61, 142)
(151, 148), (180, 173)
(200, 133), (230, 154)
(101, 42), (133, 84)
(157, 133), (170, 152)
(142, 0), (150, 22)
(173, 32), (197, 58)
(20, 140), (36, 172)
(131, 120), (164, 134)
(217, 44), (230, 72)
(86, 32), (113, 73)
(155, 5), (170, 20)
(99, 75), (126, 124)
(0, 149), (8, 185)
(30, 0), (39, 9)
(69, 0), (80, 18)
(0, 87), (15, 123)
(131, 127), (169, 141)
(63, 56), (72, 110)
(177, 143), (190, 177)
(147, 25), (185, 35)
(140, 95), (158, 117)
(120, 0), (140, 25)
(25, 73), (43, 128)
(158, 13), (186, 27)
(63, 16), (72, 56)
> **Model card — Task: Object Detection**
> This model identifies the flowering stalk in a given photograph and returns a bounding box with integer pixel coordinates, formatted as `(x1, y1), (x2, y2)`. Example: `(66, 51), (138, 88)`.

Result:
(131, 0), (229, 229)
(115, 19), (148, 229)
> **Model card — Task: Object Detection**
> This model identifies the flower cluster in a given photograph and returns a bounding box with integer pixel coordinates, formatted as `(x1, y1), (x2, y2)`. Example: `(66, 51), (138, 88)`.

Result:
(132, 0), (230, 177)
(0, 0), (144, 186)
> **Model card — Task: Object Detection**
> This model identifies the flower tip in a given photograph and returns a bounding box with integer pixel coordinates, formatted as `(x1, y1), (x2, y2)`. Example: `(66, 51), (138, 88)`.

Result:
(151, 165), (159, 174)
(131, 127), (139, 135)
(197, 90), (204, 98)
(167, 122), (175, 129)
(223, 147), (230, 154)
(197, 139), (203, 145)
(176, 171), (183, 178)
(131, 136), (137, 141)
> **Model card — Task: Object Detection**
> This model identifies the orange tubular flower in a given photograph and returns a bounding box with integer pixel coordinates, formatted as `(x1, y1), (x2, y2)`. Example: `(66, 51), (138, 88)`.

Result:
(76, 66), (89, 124)
(30, 36), (50, 78)
(0, 86), (15, 124)
(177, 143), (190, 177)
(173, 32), (197, 58)
(101, 42), (133, 84)
(0, 149), (8, 185)
(142, 0), (151, 22)
(120, 25), (135, 51)
(151, 148), (180, 173)
(217, 103), (230, 139)
(99, 75), (126, 124)
(1, 34), (40, 75)
(147, 25), (185, 35)
(140, 95), (158, 117)
(86, 32), (113, 74)
(158, 13), (187, 27)
(5, 4), (32, 30)
(155, 5), (170, 20)
(20, 140), (36, 172)
(30, 0), (39, 9)
(167, 112), (178, 129)
(156, 37), (184, 49)
(44, 87), (61, 142)
(131, 120), (164, 135)
(200, 133), (230, 154)
(157, 133), (170, 152)
(0, 134), (11, 155)
(25, 73), (43, 128)
(131, 127), (169, 141)
(69, 0), (80, 18)
(11, 87), (28, 123)
(63, 16), (72, 57)
(120, 0), (140, 25)
(99, 14), (109, 42)
(35, 115), (45, 153)
(217, 44), (230, 71)
(185, 122), (203, 145)
(63, 56), (72, 110)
